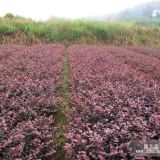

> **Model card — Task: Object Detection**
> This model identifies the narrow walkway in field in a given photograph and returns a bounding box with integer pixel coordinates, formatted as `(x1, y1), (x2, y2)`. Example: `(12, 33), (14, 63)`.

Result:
(53, 47), (71, 160)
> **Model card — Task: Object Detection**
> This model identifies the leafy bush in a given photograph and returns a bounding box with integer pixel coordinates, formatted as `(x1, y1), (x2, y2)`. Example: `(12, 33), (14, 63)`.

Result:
(4, 13), (15, 19)
(66, 45), (160, 159)
(0, 44), (64, 159)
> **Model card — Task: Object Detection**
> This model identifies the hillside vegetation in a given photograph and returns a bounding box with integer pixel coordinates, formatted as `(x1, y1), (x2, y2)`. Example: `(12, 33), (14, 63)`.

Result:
(0, 13), (160, 46)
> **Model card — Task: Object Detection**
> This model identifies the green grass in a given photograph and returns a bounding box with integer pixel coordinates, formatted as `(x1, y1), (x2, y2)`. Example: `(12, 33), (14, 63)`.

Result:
(0, 23), (16, 35)
(53, 51), (70, 160)
(0, 14), (160, 46)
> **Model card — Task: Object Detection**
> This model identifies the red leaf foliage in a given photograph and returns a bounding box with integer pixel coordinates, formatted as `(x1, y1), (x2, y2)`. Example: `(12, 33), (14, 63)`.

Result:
(0, 44), (64, 159)
(66, 45), (160, 160)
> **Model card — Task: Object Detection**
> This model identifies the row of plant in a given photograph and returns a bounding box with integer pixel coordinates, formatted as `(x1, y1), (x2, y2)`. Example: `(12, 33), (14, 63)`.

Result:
(107, 46), (160, 81)
(65, 45), (160, 159)
(126, 46), (160, 60)
(0, 44), (64, 159)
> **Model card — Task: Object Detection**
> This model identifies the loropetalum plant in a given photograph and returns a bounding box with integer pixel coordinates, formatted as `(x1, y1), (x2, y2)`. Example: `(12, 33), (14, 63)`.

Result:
(108, 46), (160, 81)
(0, 44), (160, 160)
(0, 44), (64, 159)
(126, 46), (160, 60)
(65, 45), (160, 160)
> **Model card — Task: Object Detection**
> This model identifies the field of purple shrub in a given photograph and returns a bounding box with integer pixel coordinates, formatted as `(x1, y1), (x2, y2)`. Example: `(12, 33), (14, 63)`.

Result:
(0, 44), (64, 159)
(0, 44), (160, 160)
(65, 45), (160, 160)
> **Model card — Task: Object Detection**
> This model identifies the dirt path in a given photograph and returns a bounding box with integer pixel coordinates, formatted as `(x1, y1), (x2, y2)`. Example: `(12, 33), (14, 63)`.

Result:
(53, 46), (71, 160)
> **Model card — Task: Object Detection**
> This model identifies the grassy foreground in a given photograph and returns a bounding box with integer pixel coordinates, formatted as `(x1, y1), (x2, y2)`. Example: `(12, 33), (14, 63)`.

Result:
(0, 14), (160, 46)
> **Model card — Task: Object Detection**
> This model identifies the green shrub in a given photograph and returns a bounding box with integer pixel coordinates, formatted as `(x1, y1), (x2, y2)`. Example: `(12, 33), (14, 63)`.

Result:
(4, 13), (14, 19)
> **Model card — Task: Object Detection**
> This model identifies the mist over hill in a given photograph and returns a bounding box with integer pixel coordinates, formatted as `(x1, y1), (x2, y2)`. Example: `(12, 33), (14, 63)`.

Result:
(118, 0), (160, 19)
(88, 1), (160, 20)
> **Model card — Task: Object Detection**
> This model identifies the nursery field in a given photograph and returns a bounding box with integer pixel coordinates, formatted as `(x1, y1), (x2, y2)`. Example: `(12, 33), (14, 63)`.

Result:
(0, 44), (64, 159)
(0, 44), (160, 159)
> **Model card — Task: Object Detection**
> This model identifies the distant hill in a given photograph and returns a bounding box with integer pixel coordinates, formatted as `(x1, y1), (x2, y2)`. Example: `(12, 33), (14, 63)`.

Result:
(89, 1), (160, 20)
(117, 0), (160, 19)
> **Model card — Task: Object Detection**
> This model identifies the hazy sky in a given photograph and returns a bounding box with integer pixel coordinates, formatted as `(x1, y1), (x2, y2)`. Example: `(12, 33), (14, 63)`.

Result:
(0, 0), (152, 20)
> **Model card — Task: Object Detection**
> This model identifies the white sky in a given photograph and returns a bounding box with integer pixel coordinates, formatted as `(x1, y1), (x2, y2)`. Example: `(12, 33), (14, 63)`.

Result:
(0, 0), (152, 20)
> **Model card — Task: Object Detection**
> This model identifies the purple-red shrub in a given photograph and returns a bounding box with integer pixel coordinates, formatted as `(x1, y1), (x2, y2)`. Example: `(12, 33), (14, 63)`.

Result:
(66, 45), (160, 160)
(126, 46), (160, 60)
(108, 46), (160, 81)
(0, 44), (64, 159)
(1, 44), (160, 159)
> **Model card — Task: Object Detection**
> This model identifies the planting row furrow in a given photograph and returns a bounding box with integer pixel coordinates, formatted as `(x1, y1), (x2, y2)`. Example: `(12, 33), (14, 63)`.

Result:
(108, 46), (160, 81)
(126, 46), (160, 60)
